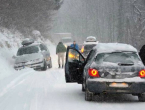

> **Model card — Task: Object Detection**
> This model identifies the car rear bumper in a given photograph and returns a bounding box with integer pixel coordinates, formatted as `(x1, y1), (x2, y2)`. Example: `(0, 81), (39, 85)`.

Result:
(14, 62), (43, 70)
(87, 77), (145, 94)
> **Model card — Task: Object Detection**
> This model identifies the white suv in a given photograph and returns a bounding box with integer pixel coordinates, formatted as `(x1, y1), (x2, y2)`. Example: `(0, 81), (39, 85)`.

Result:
(14, 39), (52, 70)
(86, 36), (97, 42)
(81, 36), (99, 58)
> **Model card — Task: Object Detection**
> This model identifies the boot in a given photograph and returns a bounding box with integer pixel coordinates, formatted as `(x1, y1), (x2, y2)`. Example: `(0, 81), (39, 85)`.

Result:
(58, 64), (60, 68)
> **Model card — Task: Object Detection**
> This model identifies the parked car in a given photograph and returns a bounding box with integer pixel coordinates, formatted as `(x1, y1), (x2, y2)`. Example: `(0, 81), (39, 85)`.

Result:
(65, 43), (145, 101)
(86, 36), (97, 42)
(81, 41), (98, 58)
(14, 38), (52, 71)
(78, 44), (83, 52)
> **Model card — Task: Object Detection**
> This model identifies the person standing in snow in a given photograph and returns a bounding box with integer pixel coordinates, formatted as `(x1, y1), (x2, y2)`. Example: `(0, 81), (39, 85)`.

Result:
(70, 41), (79, 50)
(56, 42), (67, 68)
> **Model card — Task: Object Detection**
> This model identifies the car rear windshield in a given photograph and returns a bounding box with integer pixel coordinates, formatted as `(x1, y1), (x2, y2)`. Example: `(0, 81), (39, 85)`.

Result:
(95, 52), (140, 64)
(84, 44), (96, 50)
(17, 46), (39, 56)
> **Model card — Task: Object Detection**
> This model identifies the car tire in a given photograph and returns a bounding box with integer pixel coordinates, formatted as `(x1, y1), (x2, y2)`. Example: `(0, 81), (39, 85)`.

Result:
(138, 94), (145, 102)
(82, 84), (85, 92)
(65, 74), (71, 82)
(48, 59), (52, 68)
(41, 60), (47, 71)
(85, 89), (93, 101)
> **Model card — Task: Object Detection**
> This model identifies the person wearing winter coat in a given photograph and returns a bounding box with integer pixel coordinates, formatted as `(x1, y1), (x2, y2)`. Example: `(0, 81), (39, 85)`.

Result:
(70, 41), (79, 50)
(56, 42), (67, 68)
(139, 45), (145, 65)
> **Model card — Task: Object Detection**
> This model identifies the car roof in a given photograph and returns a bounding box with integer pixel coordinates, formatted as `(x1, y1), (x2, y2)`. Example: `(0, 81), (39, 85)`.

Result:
(93, 43), (137, 53)
(86, 36), (96, 39)
(19, 42), (42, 49)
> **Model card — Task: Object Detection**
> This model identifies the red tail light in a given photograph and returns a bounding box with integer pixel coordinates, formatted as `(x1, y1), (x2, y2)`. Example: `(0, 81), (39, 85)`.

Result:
(88, 68), (99, 77)
(139, 70), (145, 78)
(81, 46), (84, 53)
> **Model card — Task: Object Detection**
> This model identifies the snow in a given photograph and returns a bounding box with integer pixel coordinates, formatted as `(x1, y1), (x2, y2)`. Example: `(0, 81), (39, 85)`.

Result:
(95, 43), (138, 54)
(0, 28), (23, 80)
(54, 33), (71, 34)
(0, 30), (145, 110)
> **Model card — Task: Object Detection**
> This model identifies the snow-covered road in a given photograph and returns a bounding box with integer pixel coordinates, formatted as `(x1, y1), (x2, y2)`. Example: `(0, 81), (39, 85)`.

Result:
(0, 40), (145, 110)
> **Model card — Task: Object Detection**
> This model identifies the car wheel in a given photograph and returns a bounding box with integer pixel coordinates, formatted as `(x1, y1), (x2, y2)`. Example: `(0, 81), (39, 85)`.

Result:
(41, 60), (47, 71)
(82, 84), (85, 92)
(82, 80), (86, 92)
(48, 59), (52, 68)
(138, 94), (145, 102)
(65, 74), (71, 82)
(85, 89), (93, 101)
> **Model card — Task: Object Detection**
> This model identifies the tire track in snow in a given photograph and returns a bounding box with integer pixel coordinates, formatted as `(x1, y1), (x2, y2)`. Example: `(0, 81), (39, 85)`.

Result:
(0, 69), (34, 97)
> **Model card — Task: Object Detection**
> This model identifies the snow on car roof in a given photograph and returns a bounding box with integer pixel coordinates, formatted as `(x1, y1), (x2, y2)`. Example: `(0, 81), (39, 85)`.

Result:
(87, 36), (96, 38)
(86, 36), (97, 42)
(94, 43), (137, 53)
(20, 41), (41, 48)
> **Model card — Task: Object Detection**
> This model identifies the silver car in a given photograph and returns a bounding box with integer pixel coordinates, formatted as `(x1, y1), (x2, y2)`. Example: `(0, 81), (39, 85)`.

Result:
(14, 40), (52, 71)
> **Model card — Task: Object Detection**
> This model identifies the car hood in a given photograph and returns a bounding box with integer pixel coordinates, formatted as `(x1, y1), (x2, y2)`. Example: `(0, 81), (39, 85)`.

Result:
(15, 53), (43, 63)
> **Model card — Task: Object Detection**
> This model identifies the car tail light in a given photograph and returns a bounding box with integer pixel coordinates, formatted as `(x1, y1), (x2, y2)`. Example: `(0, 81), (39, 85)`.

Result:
(81, 46), (84, 53)
(139, 70), (145, 78)
(88, 68), (99, 77)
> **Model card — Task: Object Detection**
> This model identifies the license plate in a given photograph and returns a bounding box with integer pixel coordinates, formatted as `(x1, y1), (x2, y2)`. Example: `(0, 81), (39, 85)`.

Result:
(109, 83), (128, 88)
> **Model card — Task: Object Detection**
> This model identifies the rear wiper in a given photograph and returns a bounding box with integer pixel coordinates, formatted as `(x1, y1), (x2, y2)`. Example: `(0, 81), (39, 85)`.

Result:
(118, 63), (134, 66)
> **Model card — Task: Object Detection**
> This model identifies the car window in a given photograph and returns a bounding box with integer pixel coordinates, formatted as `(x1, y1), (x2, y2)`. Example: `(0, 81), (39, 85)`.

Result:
(86, 50), (96, 62)
(17, 46), (39, 56)
(68, 49), (84, 63)
(40, 44), (48, 51)
(96, 52), (141, 64)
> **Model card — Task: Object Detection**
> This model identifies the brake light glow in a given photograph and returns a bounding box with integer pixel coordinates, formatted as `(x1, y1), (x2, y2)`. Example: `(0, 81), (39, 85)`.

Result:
(139, 70), (145, 78)
(81, 46), (84, 53)
(88, 68), (99, 77)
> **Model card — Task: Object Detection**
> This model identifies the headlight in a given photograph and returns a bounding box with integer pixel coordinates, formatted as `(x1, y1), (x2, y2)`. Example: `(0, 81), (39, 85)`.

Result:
(46, 57), (51, 61)
(65, 45), (67, 48)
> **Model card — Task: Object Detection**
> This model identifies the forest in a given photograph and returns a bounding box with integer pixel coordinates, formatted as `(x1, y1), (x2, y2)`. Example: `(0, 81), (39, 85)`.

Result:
(53, 0), (145, 50)
(0, 0), (63, 37)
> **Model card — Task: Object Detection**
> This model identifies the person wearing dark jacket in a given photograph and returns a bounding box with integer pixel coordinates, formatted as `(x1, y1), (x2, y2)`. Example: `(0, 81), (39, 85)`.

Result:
(139, 45), (145, 65)
(56, 42), (67, 68)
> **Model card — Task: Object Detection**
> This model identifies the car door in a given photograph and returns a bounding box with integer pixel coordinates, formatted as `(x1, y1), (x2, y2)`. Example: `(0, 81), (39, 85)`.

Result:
(40, 44), (50, 63)
(65, 47), (85, 84)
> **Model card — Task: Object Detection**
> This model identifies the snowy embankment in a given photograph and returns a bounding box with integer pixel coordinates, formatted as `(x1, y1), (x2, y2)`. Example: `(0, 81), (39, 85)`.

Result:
(0, 27), (58, 81)
(0, 28), (23, 80)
